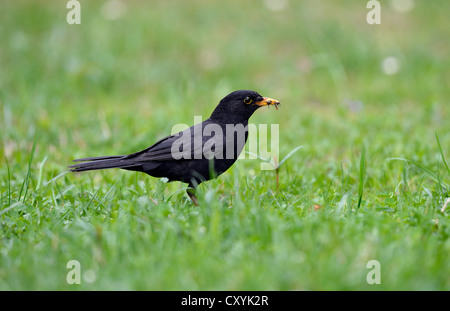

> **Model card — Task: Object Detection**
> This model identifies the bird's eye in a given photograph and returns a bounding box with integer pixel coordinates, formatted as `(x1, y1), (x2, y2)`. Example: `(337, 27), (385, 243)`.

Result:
(244, 97), (252, 104)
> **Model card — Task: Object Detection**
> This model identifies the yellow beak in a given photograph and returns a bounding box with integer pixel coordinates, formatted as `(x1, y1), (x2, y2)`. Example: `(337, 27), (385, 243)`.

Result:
(255, 97), (281, 110)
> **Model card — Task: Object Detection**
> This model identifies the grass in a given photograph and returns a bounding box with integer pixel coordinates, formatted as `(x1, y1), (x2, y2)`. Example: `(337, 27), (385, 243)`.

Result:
(0, 0), (450, 290)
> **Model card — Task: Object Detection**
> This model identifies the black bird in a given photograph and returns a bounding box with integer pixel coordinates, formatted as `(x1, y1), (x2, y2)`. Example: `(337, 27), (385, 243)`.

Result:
(69, 90), (280, 205)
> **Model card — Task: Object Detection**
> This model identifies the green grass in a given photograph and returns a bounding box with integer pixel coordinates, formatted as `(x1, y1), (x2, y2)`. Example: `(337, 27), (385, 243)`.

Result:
(1, 0), (450, 290)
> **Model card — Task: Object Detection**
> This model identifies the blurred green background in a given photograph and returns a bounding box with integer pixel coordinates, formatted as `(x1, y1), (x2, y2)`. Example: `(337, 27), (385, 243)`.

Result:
(0, 0), (449, 290)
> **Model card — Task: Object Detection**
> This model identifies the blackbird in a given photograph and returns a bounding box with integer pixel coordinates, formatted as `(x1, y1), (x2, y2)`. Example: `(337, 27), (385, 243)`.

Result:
(69, 90), (280, 205)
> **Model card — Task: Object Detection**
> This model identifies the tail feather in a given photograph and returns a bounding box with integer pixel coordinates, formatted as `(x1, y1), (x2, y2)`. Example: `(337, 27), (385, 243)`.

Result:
(69, 155), (140, 172)
(72, 155), (125, 162)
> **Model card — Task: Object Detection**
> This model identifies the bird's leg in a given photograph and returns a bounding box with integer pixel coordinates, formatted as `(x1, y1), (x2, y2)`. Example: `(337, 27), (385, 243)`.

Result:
(186, 187), (199, 206)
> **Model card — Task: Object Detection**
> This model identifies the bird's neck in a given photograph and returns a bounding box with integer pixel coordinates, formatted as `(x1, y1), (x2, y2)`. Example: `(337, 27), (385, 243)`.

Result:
(203, 117), (248, 130)
(209, 107), (253, 125)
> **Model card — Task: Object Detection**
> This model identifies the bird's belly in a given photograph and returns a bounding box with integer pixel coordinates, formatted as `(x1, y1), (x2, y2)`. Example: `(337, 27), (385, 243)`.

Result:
(147, 157), (239, 185)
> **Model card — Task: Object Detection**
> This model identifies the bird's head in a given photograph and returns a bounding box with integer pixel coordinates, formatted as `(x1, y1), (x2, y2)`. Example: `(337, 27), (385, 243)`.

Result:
(210, 90), (280, 123)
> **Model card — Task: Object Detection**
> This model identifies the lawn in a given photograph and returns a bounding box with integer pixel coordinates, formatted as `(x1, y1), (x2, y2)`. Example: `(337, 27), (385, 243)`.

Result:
(0, 0), (449, 290)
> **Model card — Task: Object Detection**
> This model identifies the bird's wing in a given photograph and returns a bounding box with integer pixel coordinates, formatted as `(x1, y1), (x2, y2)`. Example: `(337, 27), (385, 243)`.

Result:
(124, 124), (207, 161)
(124, 121), (246, 162)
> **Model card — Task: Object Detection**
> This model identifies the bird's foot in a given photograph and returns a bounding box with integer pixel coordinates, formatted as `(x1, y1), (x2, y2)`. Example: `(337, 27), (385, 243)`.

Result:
(186, 188), (199, 206)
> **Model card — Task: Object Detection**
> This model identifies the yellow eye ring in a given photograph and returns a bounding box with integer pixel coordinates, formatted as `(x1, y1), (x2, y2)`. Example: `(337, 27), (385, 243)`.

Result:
(244, 97), (252, 104)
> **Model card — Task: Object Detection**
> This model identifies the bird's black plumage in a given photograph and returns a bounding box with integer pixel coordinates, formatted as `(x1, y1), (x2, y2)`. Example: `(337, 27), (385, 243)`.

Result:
(69, 90), (280, 205)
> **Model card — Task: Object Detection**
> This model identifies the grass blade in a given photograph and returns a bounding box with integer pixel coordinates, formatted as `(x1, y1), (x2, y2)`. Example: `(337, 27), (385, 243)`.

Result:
(0, 201), (23, 217)
(42, 170), (69, 188)
(278, 145), (303, 167)
(36, 156), (48, 191)
(387, 157), (449, 189)
(357, 146), (366, 210)
(18, 135), (37, 202)
(245, 151), (271, 162)
(6, 156), (11, 207)
(435, 131), (450, 176)
(95, 178), (121, 211)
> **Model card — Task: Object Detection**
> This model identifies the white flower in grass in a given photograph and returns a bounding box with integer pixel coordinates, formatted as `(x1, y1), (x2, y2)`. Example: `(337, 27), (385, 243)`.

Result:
(382, 56), (400, 75)
(264, 0), (288, 11)
(390, 0), (415, 13)
(101, 0), (127, 21)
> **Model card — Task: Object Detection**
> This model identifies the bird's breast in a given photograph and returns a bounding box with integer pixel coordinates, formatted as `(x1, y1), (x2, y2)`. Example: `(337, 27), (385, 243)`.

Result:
(202, 122), (248, 160)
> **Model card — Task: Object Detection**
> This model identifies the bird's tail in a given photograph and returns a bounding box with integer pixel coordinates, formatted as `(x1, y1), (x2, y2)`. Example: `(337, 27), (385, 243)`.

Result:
(69, 155), (139, 172)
